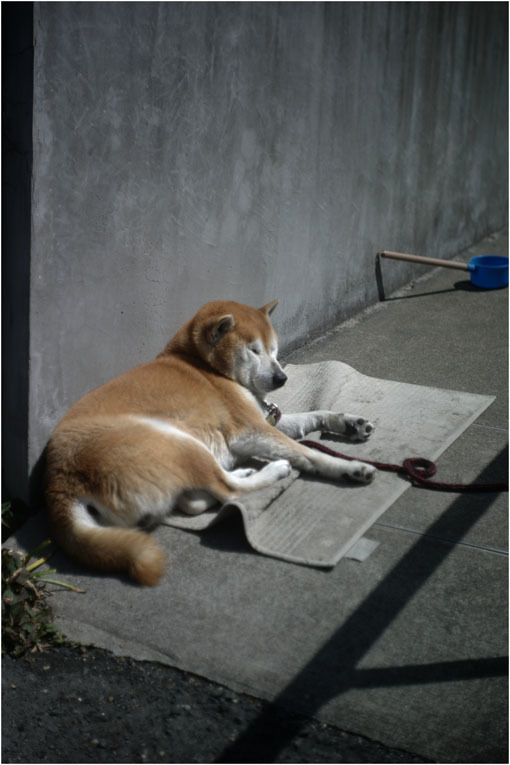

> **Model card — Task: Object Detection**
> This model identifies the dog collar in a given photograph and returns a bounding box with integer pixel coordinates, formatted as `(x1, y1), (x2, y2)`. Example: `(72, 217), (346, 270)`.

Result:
(265, 402), (282, 426)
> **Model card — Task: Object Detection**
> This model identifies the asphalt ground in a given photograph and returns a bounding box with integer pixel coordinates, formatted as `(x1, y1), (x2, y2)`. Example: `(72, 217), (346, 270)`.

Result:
(2, 644), (431, 764)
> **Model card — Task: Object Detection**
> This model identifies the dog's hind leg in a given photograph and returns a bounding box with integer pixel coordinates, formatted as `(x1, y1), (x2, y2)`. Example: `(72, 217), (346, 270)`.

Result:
(176, 490), (218, 516)
(177, 462), (291, 515)
(176, 467), (259, 515)
(221, 460), (292, 492)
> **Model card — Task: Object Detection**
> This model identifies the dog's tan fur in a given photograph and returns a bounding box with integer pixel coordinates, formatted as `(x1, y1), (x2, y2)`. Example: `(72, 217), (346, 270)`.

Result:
(45, 300), (376, 585)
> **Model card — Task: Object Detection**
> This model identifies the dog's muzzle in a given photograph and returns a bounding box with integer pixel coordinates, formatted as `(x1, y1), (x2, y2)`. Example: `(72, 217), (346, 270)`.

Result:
(272, 369), (288, 389)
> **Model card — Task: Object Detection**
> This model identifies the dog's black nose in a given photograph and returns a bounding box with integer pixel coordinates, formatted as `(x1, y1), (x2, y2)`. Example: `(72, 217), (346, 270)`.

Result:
(272, 370), (288, 389)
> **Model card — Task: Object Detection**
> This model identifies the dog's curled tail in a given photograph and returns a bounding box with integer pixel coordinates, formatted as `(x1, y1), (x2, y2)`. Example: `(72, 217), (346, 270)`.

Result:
(47, 496), (166, 586)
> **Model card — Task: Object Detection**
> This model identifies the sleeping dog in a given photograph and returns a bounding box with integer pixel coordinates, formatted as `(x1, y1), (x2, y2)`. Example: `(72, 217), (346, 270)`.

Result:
(45, 300), (375, 584)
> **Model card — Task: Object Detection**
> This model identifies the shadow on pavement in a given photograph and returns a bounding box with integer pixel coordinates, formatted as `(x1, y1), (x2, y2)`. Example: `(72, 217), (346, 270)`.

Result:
(217, 449), (508, 763)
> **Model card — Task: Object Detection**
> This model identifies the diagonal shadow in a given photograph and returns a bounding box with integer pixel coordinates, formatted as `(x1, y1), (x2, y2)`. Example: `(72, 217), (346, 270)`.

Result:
(217, 449), (508, 763)
(353, 656), (507, 688)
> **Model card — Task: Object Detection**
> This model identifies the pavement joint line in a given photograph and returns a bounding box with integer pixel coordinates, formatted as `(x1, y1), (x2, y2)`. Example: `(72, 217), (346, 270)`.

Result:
(374, 521), (509, 556)
(470, 422), (509, 433)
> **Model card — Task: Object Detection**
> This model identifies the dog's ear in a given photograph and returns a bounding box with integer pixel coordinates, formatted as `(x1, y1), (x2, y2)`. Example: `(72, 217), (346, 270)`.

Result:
(207, 314), (235, 345)
(259, 299), (279, 317)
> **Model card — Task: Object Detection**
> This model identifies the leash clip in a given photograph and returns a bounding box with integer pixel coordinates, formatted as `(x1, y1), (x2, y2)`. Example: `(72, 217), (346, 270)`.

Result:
(265, 402), (282, 426)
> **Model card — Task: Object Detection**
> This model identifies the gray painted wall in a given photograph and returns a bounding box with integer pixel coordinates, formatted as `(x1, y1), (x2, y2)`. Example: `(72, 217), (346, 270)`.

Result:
(7, 2), (510, 498)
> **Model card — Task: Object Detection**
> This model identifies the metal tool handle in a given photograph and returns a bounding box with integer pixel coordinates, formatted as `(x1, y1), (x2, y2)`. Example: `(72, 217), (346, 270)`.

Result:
(378, 250), (469, 271)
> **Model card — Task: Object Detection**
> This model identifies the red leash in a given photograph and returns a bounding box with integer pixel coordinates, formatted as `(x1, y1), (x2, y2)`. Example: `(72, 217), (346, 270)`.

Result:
(299, 440), (508, 493)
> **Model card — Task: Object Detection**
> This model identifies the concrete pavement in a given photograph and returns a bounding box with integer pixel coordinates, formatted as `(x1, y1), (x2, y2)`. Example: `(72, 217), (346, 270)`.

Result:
(9, 230), (508, 763)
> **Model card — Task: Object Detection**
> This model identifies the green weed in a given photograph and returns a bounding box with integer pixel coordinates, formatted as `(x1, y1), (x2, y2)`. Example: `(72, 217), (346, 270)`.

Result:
(2, 539), (84, 657)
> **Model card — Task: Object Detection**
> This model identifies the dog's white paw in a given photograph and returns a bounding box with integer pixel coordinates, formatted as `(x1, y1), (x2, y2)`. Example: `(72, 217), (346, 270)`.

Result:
(264, 459), (292, 481)
(230, 467), (257, 478)
(345, 460), (377, 484)
(334, 413), (375, 441)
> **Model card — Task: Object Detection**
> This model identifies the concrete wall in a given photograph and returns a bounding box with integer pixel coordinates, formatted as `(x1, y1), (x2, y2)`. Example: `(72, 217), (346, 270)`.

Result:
(5, 2), (509, 499)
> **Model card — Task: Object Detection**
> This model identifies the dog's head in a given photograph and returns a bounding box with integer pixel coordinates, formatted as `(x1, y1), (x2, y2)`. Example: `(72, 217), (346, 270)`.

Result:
(176, 300), (288, 397)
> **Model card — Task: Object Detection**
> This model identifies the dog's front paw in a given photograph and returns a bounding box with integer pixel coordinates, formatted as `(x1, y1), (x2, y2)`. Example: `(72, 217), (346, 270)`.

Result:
(265, 459), (292, 481)
(333, 413), (374, 441)
(345, 460), (377, 484)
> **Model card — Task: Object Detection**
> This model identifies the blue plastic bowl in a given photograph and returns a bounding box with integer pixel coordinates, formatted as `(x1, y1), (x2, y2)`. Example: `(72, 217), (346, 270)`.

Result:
(468, 255), (509, 289)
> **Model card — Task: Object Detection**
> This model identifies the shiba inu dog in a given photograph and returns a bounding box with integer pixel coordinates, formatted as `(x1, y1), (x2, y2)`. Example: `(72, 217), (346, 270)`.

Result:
(44, 300), (376, 585)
